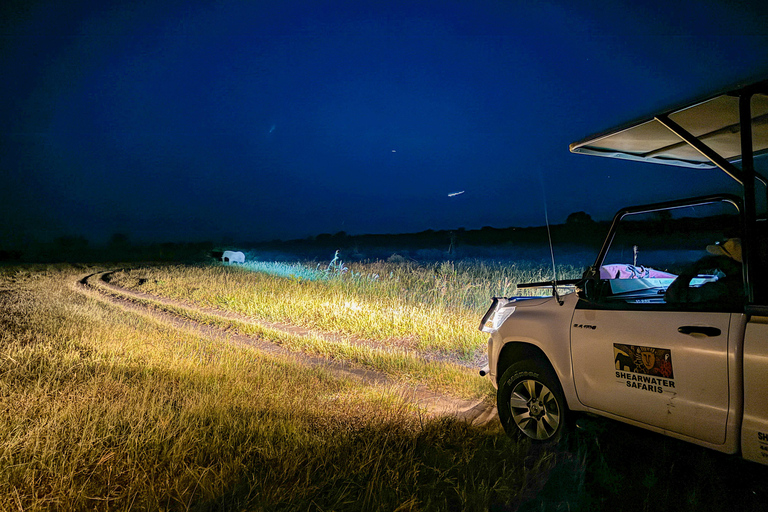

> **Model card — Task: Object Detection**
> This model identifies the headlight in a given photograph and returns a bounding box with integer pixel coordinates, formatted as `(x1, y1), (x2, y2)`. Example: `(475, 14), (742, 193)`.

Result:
(479, 297), (515, 333)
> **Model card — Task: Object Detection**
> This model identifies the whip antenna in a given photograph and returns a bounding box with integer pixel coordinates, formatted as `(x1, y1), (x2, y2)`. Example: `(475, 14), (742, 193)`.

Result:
(538, 172), (563, 305)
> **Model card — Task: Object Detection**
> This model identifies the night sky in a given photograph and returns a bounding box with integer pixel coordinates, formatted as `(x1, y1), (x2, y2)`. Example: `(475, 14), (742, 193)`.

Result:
(3, 0), (768, 246)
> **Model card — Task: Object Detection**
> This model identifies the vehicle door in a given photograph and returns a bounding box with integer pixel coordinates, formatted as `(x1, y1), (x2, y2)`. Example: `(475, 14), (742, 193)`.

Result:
(570, 200), (743, 446)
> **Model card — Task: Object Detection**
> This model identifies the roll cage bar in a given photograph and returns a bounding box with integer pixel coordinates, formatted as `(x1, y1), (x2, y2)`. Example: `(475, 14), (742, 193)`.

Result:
(582, 194), (742, 280)
(571, 79), (768, 305)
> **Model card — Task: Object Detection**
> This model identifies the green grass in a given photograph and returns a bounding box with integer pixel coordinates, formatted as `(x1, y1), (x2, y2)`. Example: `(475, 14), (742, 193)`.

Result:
(86, 275), (494, 401)
(107, 259), (582, 359)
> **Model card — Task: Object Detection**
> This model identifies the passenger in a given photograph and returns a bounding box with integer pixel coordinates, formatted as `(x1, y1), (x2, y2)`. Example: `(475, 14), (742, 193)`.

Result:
(664, 238), (743, 305)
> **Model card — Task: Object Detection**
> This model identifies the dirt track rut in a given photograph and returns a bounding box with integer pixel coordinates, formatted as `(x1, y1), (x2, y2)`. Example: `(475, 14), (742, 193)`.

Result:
(74, 271), (497, 426)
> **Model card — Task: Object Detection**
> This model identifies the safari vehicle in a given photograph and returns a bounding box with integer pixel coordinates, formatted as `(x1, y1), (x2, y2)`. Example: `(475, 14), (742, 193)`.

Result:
(480, 79), (768, 464)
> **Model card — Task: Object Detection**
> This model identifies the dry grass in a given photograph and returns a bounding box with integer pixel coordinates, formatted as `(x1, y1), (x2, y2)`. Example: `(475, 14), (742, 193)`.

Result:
(87, 274), (495, 401)
(3, 262), (761, 511)
(0, 265), (545, 511)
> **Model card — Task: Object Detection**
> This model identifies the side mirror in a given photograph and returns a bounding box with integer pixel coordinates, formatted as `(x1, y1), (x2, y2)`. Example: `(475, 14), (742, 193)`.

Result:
(582, 266), (599, 280)
(581, 278), (601, 302)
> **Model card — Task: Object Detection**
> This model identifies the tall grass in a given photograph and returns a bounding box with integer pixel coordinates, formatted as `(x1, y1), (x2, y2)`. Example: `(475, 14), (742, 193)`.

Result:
(85, 274), (495, 400)
(1, 265), (546, 511)
(109, 258), (582, 359)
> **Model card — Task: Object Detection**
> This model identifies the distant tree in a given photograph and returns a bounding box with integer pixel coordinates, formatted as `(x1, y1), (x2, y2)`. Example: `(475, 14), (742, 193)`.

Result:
(55, 235), (89, 250)
(0, 250), (22, 261)
(331, 231), (348, 241)
(109, 232), (130, 248)
(566, 211), (594, 225)
(448, 231), (458, 254)
(652, 210), (674, 234)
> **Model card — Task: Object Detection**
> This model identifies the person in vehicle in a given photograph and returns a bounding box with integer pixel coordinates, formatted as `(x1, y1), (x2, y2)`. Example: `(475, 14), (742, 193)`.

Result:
(664, 238), (743, 305)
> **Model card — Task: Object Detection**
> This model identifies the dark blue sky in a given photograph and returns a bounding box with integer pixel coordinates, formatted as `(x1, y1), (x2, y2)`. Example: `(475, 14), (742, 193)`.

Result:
(3, 0), (768, 245)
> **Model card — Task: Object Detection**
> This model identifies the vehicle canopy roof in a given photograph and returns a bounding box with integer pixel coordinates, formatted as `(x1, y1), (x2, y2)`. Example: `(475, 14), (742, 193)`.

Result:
(570, 79), (768, 175)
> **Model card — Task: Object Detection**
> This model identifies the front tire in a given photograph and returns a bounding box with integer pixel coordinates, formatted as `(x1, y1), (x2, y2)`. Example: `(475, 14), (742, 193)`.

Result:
(497, 360), (567, 443)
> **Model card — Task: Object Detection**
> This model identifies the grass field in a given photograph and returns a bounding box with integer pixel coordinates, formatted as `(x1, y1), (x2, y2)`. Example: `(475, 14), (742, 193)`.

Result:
(2, 260), (767, 511)
(0, 264), (550, 511)
(106, 257), (582, 357)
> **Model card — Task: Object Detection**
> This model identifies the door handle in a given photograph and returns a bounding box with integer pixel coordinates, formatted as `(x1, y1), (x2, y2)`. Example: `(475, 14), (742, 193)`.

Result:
(677, 326), (721, 337)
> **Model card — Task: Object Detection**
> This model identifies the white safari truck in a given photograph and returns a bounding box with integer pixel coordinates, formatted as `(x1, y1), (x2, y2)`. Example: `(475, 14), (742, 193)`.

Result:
(480, 79), (768, 464)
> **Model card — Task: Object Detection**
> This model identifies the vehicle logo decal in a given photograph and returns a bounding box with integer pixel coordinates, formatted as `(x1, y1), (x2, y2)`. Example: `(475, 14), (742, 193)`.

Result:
(614, 344), (675, 393)
(640, 349), (656, 370)
(758, 432), (768, 460)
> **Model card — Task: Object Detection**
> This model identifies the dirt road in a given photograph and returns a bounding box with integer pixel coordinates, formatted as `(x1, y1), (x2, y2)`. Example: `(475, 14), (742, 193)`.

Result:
(75, 271), (497, 426)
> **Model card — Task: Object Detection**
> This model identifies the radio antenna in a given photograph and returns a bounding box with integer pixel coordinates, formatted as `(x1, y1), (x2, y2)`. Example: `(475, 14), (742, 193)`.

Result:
(539, 172), (563, 305)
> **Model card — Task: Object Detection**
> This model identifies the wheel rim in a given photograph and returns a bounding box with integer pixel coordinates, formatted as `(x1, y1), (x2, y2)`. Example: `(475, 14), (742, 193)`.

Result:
(508, 378), (561, 440)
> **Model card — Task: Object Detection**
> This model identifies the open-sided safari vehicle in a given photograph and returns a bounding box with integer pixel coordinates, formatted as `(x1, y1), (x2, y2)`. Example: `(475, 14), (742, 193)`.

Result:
(480, 79), (768, 464)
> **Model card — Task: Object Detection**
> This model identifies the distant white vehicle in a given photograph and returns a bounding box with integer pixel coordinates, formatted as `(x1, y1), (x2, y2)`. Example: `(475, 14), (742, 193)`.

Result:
(222, 251), (245, 264)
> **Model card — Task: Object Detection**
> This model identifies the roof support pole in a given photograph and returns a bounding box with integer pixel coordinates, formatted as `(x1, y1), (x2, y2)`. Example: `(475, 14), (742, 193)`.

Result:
(654, 114), (744, 185)
(740, 92), (756, 303)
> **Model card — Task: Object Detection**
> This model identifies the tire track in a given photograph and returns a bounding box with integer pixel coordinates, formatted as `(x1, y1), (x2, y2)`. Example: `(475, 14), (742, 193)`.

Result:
(74, 271), (497, 426)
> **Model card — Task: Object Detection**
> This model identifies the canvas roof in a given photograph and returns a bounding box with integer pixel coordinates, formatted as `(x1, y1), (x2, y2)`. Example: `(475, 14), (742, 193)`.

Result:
(570, 80), (768, 170)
